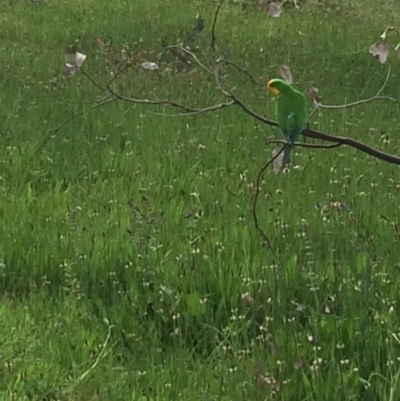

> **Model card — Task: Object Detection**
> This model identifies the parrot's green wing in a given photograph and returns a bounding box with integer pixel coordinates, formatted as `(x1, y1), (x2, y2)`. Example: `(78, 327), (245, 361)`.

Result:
(275, 88), (308, 166)
(276, 90), (308, 140)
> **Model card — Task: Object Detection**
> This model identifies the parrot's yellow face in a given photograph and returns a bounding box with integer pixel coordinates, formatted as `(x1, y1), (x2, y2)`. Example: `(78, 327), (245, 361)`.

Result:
(267, 79), (280, 96)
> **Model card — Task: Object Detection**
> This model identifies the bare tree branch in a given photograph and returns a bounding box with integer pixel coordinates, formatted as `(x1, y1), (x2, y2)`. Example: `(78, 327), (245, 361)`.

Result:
(210, 0), (225, 52)
(93, 47), (400, 167)
(252, 145), (285, 253)
(103, 49), (231, 116)
(46, 29), (398, 257)
(28, 97), (117, 163)
(266, 139), (342, 150)
(103, 48), (400, 166)
(307, 103), (320, 122)
(304, 127), (400, 164)
(216, 58), (264, 87)
(81, 68), (106, 92)
(107, 61), (135, 88)
(315, 66), (397, 111)
(107, 80), (231, 114)
(319, 95), (397, 109)
(42, 40), (400, 256)
(166, 45), (215, 75)
(51, 94), (112, 105)
(237, 90), (400, 164)
(147, 100), (235, 116)
(210, 69), (400, 165)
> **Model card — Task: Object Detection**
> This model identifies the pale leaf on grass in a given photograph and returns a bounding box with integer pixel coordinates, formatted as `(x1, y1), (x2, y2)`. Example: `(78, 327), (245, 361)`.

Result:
(272, 147), (284, 174)
(241, 292), (254, 308)
(395, 42), (400, 59)
(380, 26), (395, 40)
(277, 65), (292, 84)
(268, 2), (282, 17)
(141, 61), (159, 71)
(63, 62), (78, 77)
(369, 41), (390, 64)
(75, 52), (87, 67)
(62, 51), (87, 77)
(308, 86), (322, 106)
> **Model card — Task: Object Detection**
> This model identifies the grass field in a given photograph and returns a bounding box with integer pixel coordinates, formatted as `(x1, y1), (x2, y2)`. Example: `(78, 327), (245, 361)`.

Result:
(1, 0), (400, 399)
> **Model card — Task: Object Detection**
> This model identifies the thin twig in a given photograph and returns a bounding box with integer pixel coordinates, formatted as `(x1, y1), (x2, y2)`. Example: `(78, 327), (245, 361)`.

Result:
(266, 139), (342, 149)
(307, 104), (320, 122)
(210, 0), (225, 52)
(104, 54), (230, 114)
(27, 97), (117, 164)
(81, 68), (106, 91)
(319, 95), (397, 109)
(252, 146), (285, 252)
(107, 81), (229, 113)
(216, 58), (264, 87)
(66, 325), (115, 392)
(107, 61), (135, 88)
(165, 46), (215, 75)
(51, 94), (112, 105)
(315, 67), (396, 111)
(147, 100), (235, 116)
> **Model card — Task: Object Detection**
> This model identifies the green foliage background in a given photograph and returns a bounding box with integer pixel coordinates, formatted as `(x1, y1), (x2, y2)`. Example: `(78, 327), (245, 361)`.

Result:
(1, 0), (400, 399)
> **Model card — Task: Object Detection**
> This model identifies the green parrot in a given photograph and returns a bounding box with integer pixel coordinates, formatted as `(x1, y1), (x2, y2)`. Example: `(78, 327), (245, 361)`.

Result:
(267, 78), (308, 167)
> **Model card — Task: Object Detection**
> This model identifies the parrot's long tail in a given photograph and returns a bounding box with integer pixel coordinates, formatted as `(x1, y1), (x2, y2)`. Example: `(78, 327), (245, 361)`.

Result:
(282, 142), (293, 167)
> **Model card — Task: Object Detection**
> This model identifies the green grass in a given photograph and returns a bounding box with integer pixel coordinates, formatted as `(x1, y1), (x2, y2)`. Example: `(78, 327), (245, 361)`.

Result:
(1, 0), (400, 399)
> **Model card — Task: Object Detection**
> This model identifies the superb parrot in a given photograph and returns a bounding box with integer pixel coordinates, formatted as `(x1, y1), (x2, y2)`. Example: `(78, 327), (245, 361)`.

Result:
(267, 78), (308, 167)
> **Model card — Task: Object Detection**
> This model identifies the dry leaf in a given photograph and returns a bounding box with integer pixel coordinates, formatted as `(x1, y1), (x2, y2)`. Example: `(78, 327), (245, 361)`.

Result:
(308, 86), (322, 106)
(241, 292), (254, 307)
(268, 2), (282, 17)
(253, 362), (267, 390)
(255, 375), (267, 390)
(62, 51), (86, 77)
(253, 361), (264, 377)
(63, 62), (78, 76)
(293, 356), (307, 370)
(277, 64), (293, 83)
(269, 341), (279, 357)
(75, 52), (87, 68)
(269, 379), (281, 393)
(300, 219), (309, 233)
(141, 61), (159, 71)
(170, 46), (189, 62)
(272, 147), (284, 174)
(369, 41), (390, 64)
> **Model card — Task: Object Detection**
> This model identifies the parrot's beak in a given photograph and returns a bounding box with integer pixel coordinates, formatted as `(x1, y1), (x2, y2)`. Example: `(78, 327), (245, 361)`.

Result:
(267, 79), (280, 96)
